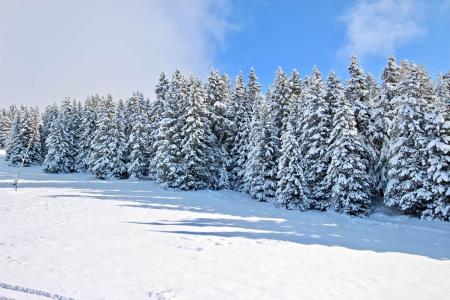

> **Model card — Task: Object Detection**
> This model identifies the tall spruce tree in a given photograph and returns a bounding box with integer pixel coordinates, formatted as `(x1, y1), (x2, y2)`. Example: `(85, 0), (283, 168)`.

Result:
(245, 98), (278, 202)
(276, 97), (310, 210)
(41, 104), (59, 158)
(423, 73), (450, 220)
(148, 73), (169, 178)
(205, 69), (231, 187)
(177, 77), (221, 190)
(114, 99), (129, 178)
(90, 95), (120, 179)
(300, 67), (330, 209)
(154, 70), (186, 187)
(385, 62), (434, 215)
(377, 56), (402, 196)
(239, 69), (263, 192)
(325, 74), (372, 215)
(77, 95), (100, 172)
(127, 91), (150, 179)
(43, 101), (73, 173)
(228, 72), (248, 189)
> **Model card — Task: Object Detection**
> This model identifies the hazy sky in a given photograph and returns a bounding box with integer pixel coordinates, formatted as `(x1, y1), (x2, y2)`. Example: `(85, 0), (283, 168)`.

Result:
(1, 0), (449, 107)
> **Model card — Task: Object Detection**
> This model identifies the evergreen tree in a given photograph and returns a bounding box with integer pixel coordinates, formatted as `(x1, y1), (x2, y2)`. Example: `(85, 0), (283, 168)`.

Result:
(385, 62), (434, 215)
(325, 75), (372, 215)
(228, 72), (248, 189)
(77, 95), (100, 172)
(236, 68), (263, 192)
(43, 102), (73, 173)
(127, 91), (150, 179)
(377, 56), (402, 195)
(204, 69), (231, 187)
(276, 103), (310, 210)
(178, 77), (221, 190)
(148, 73), (169, 178)
(245, 99), (278, 201)
(114, 99), (129, 178)
(423, 73), (450, 220)
(5, 106), (41, 166)
(300, 67), (330, 209)
(154, 70), (186, 187)
(41, 104), (59, 158)
(90, 95), (120, 179)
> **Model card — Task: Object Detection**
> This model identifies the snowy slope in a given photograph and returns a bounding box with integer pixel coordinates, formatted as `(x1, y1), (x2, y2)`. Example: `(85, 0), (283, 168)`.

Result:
(0, 150), (449, 300)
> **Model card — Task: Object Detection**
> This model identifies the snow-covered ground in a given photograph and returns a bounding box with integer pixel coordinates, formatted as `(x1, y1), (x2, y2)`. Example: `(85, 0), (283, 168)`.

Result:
(0, 150), (449, 300)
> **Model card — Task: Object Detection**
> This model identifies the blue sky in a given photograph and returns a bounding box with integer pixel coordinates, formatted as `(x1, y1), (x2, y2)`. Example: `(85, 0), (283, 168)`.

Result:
(0, 0), (449, 106)
(218, 0), (450, 89)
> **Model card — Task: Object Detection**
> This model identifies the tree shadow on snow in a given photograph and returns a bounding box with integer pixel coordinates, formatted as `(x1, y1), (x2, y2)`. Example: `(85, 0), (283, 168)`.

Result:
(1, 161), (449, 260)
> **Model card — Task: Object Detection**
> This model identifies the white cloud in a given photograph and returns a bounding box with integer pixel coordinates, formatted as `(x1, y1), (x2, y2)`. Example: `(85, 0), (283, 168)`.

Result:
(0, 0), (235, 107)
(339, 0), (426, 59)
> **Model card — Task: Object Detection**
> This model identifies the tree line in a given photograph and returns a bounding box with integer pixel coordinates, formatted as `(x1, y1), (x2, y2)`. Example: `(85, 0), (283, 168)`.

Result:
(1, 56), (449, 220)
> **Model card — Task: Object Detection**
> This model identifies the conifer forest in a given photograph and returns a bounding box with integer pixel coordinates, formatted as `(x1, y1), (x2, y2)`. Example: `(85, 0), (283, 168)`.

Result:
(1, 56), (449, 221)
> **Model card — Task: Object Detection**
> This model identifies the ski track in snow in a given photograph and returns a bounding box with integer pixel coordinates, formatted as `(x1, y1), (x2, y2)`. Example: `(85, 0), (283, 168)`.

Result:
(0, 149), (450, 300)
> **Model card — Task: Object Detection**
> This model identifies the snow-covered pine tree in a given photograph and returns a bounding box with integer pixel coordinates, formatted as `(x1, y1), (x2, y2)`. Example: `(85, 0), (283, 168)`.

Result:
(41, 104), (59, 158)
(377, 56), (402, 195)
(228, 72), (248, 189)
(269, 67), (290, 141)
(77, 95), (100, 172)
(5, 106), (24, 164)
(300, 67), (331, 209)
(204, 69), (231, 187)
(276, 96), (310, 210)
(5, 106), (41, 166)
(385, 62), (435, 215)
(43, 102), (73, 173)
(70, 99), (82, 171)
(238, 68), (263, 192)
(0, 109), (11, 148)
(126, 91), (150, 179)
(177, 77), (221, 190)
(28, 107), (42, 164)
(154, 70), (186, 187)
(346, 55), (377, 163)
(0, 106), (17, 150)
(90, 95), (120, 179)
(325, 74), (372, 215)
(423, 72), (450, 220)
(148, 72), (169, 178)
(114, 99), (128, 178)
(245, 98), (278, 202)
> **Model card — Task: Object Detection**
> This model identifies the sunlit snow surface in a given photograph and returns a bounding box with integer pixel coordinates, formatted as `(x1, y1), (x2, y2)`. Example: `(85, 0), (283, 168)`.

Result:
(0, 150), (449, 300)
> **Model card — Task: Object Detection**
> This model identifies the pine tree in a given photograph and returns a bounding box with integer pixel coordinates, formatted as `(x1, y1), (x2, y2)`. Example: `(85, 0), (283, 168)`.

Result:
(127, 91), (150, 179)
(90, 95), (120, 179)
(0, 109), (11, 148)
(276, 106), (310, 210)
(204, 69), (231, 187)
(41, 104), (59, 158)
(28, 107), (42, 164)
(114, 99), (129, 178)
(148, 73), (169, 178)
(325, 74), (372, 215)
(245, 99), (278, 202)
(5, 106), (41, 166)
(423, 73), (450, 220)
(377, 56), (402, 196)
(5, 107), (24, 164)
(177, 77), (220, 190)
(154, 70), (186, 187)
(43, 103), (72, 173)
(228, 72), (248, 189)
(300, 67), (331, 209)
(385, 62), (434, 215)
(77, 95), (100, 172)
(236, 68), (263, 192)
